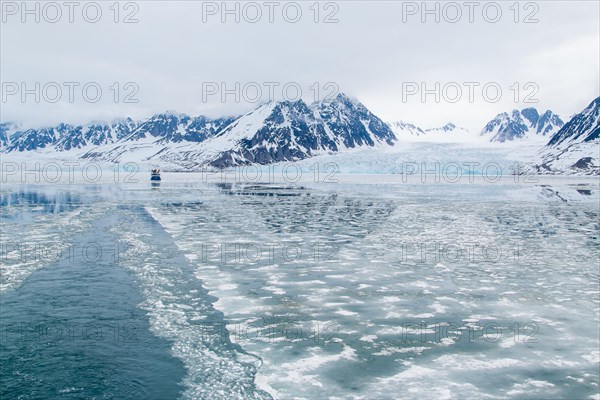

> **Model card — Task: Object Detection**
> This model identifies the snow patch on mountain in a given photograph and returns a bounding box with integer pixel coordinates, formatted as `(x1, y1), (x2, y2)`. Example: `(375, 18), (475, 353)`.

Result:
(388, 121), (425, 137)
(388, 120), (478, 143)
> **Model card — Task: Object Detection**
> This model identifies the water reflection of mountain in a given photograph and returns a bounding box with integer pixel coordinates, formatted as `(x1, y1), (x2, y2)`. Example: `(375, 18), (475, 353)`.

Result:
(215, 183), (397, 238)
(537, 184), (597, 204)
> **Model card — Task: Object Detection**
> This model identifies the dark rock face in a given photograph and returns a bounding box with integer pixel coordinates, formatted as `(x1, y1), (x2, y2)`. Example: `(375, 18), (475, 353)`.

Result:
(572, 157), (593, 170)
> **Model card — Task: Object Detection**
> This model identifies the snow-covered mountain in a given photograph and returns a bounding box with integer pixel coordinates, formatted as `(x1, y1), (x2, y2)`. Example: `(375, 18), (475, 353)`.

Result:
(3, 120), (138, 153)
(158, 94), (396, 168)
(547, 98), (599, 147)
(163, 99), (339, 169)
(121, 113), (236, 144)
(0, 122), (21, 148)
(424, 123), (469, 136)
(388, 121), (425, 137)
(481, 108), (564, 142)
(316, 94), (396, 147)
(1, 94), (397, 169)
(532, 97), (599, 175)
(3, 96), (596, 175)
(387, 121), (474, 143)
(54, 119), (138, 151)
(2, 114), (241, 155)
(5, 123), (73, 152)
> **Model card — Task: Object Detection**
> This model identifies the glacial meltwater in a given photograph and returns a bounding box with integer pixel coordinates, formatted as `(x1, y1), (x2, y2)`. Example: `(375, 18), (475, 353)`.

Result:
(1, 179), (598, 399)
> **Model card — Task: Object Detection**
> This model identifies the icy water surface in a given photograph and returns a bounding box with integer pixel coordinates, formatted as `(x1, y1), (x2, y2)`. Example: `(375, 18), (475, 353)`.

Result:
(1, 180), (599, 399)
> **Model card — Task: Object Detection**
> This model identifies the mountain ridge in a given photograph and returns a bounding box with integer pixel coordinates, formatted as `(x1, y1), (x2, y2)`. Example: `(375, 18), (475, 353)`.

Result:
(1, 93), (397, 169)
(2, 95), (598, 174)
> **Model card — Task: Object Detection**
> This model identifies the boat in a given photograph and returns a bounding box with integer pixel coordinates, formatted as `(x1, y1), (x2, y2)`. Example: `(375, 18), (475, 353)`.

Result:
(151, 168), (161, 181)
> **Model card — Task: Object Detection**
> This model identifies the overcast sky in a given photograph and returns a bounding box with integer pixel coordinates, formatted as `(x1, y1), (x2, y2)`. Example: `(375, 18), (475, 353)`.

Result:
(1, 0), (599, 132)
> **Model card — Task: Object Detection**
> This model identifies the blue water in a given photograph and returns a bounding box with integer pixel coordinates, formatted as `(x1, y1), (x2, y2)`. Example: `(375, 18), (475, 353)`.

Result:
(1, 181), (599, 399)
(0, 211), (186, 399)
